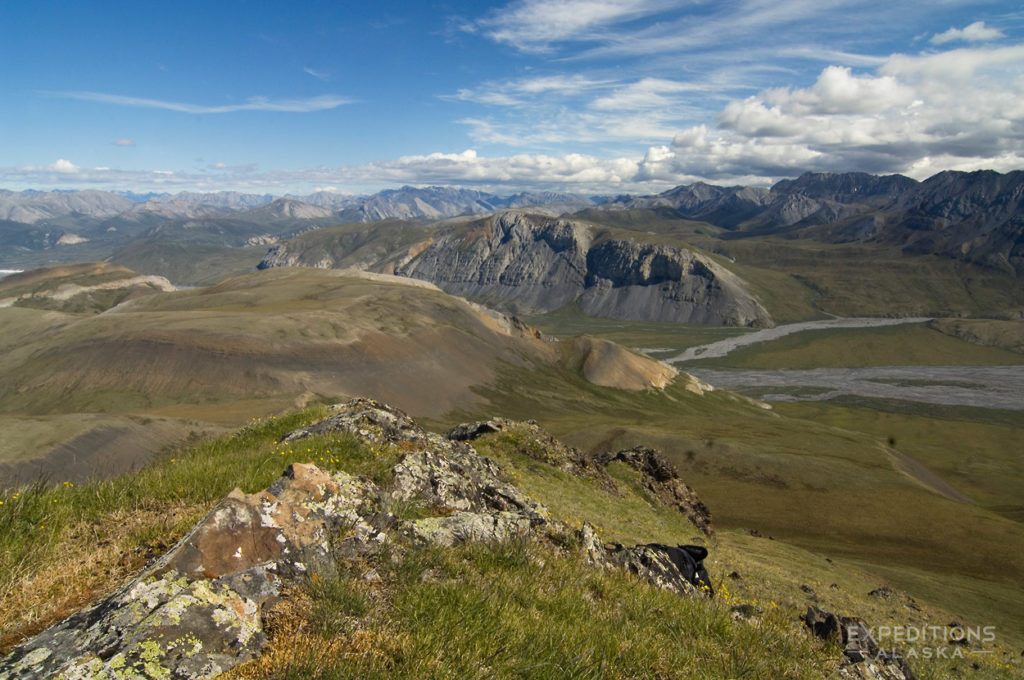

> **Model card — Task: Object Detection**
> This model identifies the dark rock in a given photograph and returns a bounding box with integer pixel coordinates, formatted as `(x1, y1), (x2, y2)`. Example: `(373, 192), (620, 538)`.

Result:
(606, 543), (714, 598)
(594, 446), (713, 536)
(804, 605), (844, 645)
(804, 605), (914, 680)
(445, 420), (503, 441)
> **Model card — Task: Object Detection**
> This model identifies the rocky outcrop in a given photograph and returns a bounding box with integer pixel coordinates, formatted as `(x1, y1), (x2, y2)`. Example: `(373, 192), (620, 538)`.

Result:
(594, 446), (714, 537)
(804, 606), (916, 680)
(392, 211), (772, 326)
(395, 212), (592, 315)
(0, 398), (713, 679)
(0, 462), (391, 680)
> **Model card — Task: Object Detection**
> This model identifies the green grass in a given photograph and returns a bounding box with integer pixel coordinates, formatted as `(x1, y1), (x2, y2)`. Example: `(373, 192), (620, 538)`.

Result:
(2, 401), (1020, 678)
(447, 362), (1024, 644)
(0, 405), (412, 648)
(694, 322), (1024, 369)
(110, 240), (266, 286)
(244, 540), (835, 680)
(773, 402), (1024, 516)
(710, 239), (1024, 319)
(525, 304), (753, 351)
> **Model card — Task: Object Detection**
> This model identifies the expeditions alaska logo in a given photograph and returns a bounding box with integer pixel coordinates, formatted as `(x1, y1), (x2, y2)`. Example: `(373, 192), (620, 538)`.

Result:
(848, 623), (998, 659)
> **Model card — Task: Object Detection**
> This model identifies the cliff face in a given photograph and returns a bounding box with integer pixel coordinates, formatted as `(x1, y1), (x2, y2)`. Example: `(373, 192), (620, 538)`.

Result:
(392, 212), (772, 327)
(394, 212), (591, 316)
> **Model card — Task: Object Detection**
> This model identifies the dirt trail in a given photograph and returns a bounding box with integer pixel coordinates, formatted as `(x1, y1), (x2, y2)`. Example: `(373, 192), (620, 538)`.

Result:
(886, 446), (975, 504)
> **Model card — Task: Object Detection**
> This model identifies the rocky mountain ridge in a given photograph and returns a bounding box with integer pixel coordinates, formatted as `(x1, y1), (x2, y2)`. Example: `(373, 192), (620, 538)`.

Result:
(5, 169), (1021, 280)
(621, 170), (1024, 273)
(261, 211), (774, 326)
(0, 186), (599, 227)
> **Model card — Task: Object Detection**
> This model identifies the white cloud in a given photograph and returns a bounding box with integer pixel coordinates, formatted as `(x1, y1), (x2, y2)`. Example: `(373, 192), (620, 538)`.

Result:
(453, 75), (707, 146)
(590, 78), (702, 111)
(51, 91), (351, 114)
(303, 66), (330, 80)
(113, 138), (135, 147)
(452, 74), (610, 106)
(476, 0), (679, 51)
(1, 150), (653, 194)
(931, 21), (1005, 45)
(636, 44), (1024, 182)
(51, 159), (79, 173)
(761, 66), (915, 115)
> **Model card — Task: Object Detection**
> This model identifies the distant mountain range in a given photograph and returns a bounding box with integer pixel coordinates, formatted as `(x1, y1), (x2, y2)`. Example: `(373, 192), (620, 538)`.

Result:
(2, 170), (1022, 274)
(0, 186), (601, 227)
(615, 169), (1024, 273)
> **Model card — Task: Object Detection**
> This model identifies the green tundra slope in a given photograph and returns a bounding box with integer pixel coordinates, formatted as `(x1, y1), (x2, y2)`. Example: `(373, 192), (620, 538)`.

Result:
(0, 404), (1019, 678)
(0, 261), (1020, 678)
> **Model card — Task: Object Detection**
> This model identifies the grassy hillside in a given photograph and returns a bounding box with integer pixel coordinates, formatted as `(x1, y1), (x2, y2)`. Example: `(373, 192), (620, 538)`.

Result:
(0, 267), (556, 483)
(0, 407), (1018, 678)
(447, 362), (1024, 650)
(1, 259), (1020, 677)
(689, 322), (1024, 369)
(110, 239), (267, 286)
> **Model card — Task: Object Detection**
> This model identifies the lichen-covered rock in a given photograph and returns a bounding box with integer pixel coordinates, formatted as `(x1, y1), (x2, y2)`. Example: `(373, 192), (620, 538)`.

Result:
(605, 543), (714, 598)
(0, 464), (388, 680)
(1, 399), (717, 679)
(445, 417), (612, 486)
(391, 449), (548, 523)
(404, 511), (537, 548)
(282, 398), (463, 456)
(595, 446), (714, 536)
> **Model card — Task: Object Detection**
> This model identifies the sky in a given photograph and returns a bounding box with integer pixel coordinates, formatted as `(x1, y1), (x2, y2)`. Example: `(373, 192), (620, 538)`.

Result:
(1, 0), (1023, 195)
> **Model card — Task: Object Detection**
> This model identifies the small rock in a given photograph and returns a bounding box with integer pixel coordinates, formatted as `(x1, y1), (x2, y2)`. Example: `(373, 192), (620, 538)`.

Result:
(731, 603), (761, 621)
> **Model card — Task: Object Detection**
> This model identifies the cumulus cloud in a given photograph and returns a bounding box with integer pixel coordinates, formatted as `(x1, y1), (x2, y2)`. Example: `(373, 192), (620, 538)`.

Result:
(635, 45), (1024, 183)
(931, 21), (1005, 45)
(51, 91), (351, 114)
(51, 159), (79, 173)
(113, 138), (135, 147)
(9, 42), (1024, 194)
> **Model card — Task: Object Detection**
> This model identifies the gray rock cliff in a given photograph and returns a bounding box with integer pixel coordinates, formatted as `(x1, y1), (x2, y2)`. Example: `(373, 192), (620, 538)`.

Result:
(392, 211), (772, 326)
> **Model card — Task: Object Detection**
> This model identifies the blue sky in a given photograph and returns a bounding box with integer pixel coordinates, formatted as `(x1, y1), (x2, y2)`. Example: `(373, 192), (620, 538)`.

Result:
(2, 0), (1022, 194)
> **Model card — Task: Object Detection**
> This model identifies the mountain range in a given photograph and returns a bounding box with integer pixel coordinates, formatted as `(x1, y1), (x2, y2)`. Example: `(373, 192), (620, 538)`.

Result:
(3, 170), (1023, 274)
(616, 169), (1024, 273)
